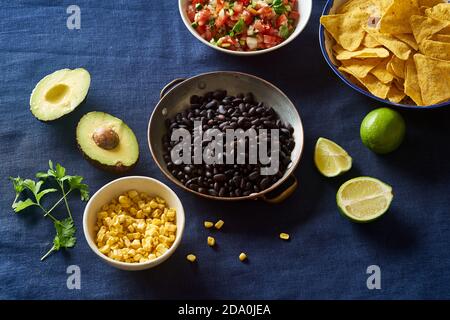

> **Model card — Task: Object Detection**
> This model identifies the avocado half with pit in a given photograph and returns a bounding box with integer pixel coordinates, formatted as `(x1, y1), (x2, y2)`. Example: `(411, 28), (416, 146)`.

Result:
(76, 112), (139, 173)
(30, 68), (90, 121)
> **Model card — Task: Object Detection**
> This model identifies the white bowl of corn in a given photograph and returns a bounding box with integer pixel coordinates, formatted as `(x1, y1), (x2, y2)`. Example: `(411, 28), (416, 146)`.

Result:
(83, 176), (185, 271)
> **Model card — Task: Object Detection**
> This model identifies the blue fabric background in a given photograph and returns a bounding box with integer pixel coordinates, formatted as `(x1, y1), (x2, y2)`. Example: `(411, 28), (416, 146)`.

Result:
(1, 0), (450, 300)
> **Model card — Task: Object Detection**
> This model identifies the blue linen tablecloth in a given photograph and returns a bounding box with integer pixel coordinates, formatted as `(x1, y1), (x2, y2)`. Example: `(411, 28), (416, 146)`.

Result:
(1, 0), (450, 300)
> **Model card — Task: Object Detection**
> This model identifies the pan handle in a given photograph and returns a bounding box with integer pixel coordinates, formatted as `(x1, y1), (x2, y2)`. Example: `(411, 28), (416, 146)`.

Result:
(261, 174), (298, 204)
(160, 78), (186, 99)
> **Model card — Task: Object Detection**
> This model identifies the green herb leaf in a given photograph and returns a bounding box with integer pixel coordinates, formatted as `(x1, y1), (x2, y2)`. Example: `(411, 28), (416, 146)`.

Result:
(279, 25), (290, 39)
(53, 218), (77, 250)
(232, 18), (245, 35)
(62, 175), (90, 201)
(36, 188), (58, 203)
(36, 172), (50, 179)
(12, 198), (37, 213)
(10, 177), (25, 194)
(272, 0), (286, 15)
(55, 163), (66, 180)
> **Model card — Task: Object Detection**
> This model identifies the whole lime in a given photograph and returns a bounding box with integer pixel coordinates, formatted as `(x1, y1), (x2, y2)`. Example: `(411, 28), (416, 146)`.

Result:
(360, 108), (406, 154)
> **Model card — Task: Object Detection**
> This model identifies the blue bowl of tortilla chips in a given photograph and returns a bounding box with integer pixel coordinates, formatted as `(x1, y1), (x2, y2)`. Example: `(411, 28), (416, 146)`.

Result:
(319, 0), (450, 109)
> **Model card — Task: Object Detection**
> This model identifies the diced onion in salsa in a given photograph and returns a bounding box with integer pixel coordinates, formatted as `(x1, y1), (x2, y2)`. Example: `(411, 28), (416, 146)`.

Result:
(187, 0), (300, 51)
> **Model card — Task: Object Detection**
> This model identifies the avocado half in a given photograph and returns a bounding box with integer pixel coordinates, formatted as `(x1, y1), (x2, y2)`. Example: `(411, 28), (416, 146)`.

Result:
(30, 68), (90, 121)
(76, 112), (139, 173)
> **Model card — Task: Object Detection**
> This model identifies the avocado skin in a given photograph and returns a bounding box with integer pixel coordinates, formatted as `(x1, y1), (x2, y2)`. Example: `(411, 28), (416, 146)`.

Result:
(34, 91), (89, 123)
(76, 141), (139, 174)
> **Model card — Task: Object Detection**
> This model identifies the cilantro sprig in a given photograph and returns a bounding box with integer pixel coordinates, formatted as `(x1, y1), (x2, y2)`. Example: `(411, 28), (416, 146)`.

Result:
(272, 0), (287, 15)
(10, 160), (89, 261)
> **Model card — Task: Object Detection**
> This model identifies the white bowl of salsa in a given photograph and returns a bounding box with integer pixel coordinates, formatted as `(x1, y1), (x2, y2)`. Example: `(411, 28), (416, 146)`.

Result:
(179, 0), (312, 55)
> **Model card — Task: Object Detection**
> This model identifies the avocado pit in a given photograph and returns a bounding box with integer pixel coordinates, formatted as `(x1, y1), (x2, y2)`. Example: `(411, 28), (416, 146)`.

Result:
(92, 127), (120, 150)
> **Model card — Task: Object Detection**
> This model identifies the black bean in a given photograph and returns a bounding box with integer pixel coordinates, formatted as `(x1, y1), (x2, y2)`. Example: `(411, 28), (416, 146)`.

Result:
(218, 105), (227, 114)
(232, 98), (243, 105)
(248, 171), (260, 181)
(259, 177), (271, 190)
(219, 187), (227, 197)
(256, 107), (265, 114)
(208, 189), (219, 196)
(206, 100), (218, 109)
(213, 174), (226, 182)
(213, 90), (227, 101)
(244, 93), (254, 103)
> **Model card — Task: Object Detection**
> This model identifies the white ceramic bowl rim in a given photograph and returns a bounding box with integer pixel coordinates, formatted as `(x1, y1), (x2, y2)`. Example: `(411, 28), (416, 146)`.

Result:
(178, 0), (313, 56)
(319, 0), (450, 110)
(83, 176), (185, 269)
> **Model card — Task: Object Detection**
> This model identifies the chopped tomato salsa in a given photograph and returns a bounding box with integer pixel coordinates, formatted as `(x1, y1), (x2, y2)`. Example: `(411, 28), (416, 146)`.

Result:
(187, 0), (300, 51)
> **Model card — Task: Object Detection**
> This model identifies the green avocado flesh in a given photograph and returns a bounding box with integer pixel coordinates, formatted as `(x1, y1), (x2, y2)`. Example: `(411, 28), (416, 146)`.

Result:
(30, 68), (91, 121)
(76, 112), (139, 172)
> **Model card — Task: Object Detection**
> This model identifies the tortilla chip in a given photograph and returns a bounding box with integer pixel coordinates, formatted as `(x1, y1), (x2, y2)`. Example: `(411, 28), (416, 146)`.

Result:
(394, 33), (419, 50)
(320, 11), (369, 51)
(419, 39), (450, 60)
(380, 0), (420, 34)
(336, 47), (391, 60)
(341, 58), (383, 78)
(358, 74), (392, 99)
(341, 66), (391, 98)
(387, 83), (407, 103)
(404, 56), (424, 105)
(441, 26), (450, 34)
(419, 0), (445, 7)
(371, 58), (396, 83)
(432, 34), (450, 42)
(388, 55), (407, 78)
(394, 78), (405, 91)
(425, 3), (450, 21)
(364, 26), (412, 59)
(414, 53), (450, 105)
(363, 33), (383, 47)
(410, 15), (449, 43)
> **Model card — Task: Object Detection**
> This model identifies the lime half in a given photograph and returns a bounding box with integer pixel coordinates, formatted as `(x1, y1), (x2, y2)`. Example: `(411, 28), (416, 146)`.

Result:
(314, 137), (352, 177)
(337, 177), (393, 223)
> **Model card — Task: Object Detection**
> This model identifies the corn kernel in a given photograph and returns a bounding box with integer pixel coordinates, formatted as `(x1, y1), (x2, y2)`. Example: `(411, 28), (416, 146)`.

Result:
(207, 236), (215, 247)
(156, 196), (165, 204)
(152, 218), (162, 226)
(280, 233), (290, 240)
(215, 220), (224, 230)
(128, 190), (138, 199)
(153, 209), (162, 218)
(187, 254), (196, 262)
(149, 200), (158, 209)
(239, 252), (247, 261)
(99, 244), (110, 254)
(204, 221), (214, 228)
(130, 239), (141, 249)
(166, 224), (177, 233)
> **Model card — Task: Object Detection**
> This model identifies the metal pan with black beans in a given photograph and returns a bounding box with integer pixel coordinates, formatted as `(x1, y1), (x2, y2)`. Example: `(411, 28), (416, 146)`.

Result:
(147, 72), (304, 203)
